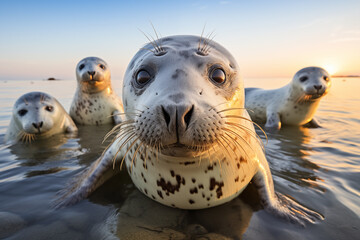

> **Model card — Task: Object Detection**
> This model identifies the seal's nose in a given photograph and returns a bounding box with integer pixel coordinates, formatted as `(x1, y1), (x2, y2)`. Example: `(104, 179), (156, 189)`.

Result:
(161, 104), (194, 132)
(314, 85), (322, 90)
(32, 121), (43, 130)
(87, 71), (96, 77)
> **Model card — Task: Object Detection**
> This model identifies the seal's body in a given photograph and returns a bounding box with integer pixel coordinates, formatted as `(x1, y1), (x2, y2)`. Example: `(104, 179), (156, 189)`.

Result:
(70, 57), (123, 125)
(5, 92), (77, 143)
(245, 67), (331, 130)
(57, 36), (322, 225)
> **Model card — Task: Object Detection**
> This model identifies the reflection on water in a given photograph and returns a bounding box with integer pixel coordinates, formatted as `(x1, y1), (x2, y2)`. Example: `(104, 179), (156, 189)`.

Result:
(0, 78), (359, 239)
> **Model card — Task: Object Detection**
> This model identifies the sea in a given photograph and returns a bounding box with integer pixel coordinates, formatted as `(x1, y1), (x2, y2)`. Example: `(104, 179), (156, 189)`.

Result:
(0, 77), (359, 239)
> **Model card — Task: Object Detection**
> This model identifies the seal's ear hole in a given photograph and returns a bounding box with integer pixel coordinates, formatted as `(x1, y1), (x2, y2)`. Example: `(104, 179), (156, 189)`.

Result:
(136, 70), (151, 85)
(323, 76), (329, 81)
(210, 68), (226, 84)
(79, 64), (85, 70)
(18, 109), (28, 117)
(99, 64), (106, 70)
(45, 106), (54, 112)
(299, 76), (308, 82)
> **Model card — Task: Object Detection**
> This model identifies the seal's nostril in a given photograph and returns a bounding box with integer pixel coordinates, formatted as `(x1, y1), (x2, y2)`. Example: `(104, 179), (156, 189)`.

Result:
(184, 105), (194, 129)
(32, 122), (43, 129)
(88, 71), (96, 77)
(161, 106), (171, 127)
(314, 85), (322, 90)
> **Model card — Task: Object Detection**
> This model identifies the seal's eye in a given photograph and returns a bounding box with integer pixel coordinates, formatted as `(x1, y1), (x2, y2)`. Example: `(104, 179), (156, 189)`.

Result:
(18, 109), (28, 116)
(299, 76), (308, 82)
(79, 64), (85, 70)
(210, 68), (226, 84)
(99, 64), (106, 70)
(136, 70), (151, 85)
(45, 106), (54, 112)
(323, 76), (329, 81)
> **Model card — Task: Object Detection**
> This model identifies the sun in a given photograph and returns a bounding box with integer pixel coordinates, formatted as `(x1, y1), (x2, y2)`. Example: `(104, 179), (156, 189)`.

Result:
(321, 64), (338, 76)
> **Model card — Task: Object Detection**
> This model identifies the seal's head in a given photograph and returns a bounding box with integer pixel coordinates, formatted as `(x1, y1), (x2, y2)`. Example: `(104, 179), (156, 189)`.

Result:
(12, 92), (65, 140)
(122, 35), (244, 158)
(292, 67), (331, 100)
(76, 57), (111, 93)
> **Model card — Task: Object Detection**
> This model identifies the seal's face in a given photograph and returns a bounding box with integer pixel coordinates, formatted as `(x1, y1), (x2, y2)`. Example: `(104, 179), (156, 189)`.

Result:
(293, 67), (331, 100)
(122, 35), (243, 157)
(12, 92), (62, 139)
(76, 57), (111, 93)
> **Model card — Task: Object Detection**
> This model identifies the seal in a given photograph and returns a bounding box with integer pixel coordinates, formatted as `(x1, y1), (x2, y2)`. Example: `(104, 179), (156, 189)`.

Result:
(56, 36), (323, 225)
(5, 92), (77, 143)
(245, 67), (331, 130)
(70, 57), (124, 125)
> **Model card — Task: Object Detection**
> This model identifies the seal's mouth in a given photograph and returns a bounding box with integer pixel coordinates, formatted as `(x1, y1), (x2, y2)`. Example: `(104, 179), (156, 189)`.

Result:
(164, 142), (211, 151)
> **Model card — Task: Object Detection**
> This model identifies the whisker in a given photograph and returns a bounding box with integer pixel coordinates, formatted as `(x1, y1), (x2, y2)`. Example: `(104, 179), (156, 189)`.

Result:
(103, 121), (135, 143)
(130, 142), (143, 172)
(150, 21), (164, 52)
(217, 107), (247, 114)
(198, 24), (206, 52)
(119, 137), (140, 170)
(208, 102), (229, 111)
(111, 132), (136, 169)
(215, 137), (232, 161)
(138, 28), (160, 53)
(222, 127), (253, 159)
(223, 130), (250, 160)
(222, 115), (268, 145)
(225, 121), (267, 149)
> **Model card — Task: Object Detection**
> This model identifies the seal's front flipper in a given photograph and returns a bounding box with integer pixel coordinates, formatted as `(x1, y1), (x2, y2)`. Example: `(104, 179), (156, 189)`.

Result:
(253, 162), (323, 226)
(64, 116), (78, 133)
(265, 112), (281, 131)
(53, 140), (121, 208)
(112, 110), (124, 125)
(303, 118), (322, 128)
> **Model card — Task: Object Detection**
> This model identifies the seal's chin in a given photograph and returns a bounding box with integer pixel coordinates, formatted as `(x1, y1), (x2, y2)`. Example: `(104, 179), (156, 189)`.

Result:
(308, 92), (324, 100)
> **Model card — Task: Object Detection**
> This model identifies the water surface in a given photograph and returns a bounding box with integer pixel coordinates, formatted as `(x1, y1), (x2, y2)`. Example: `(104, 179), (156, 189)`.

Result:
(0, 78), (359, 239)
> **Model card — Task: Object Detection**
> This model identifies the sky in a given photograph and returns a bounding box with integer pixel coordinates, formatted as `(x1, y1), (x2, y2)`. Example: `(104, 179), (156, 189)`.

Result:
(0, 0), (359, 80)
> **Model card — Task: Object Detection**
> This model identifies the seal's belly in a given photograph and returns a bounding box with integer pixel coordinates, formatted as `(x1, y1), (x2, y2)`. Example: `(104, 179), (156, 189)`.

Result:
(280, 104), (315, 125)
(70, 95), (121, 125)
(125, 150), (258, 209)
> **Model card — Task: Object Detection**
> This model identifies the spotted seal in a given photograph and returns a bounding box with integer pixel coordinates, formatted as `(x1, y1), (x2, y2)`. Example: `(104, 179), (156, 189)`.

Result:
(70, 57), (124, 125)
(245, 67), (331, 130)
(57, 36), (323, 225)
(5, 92), (77, 143)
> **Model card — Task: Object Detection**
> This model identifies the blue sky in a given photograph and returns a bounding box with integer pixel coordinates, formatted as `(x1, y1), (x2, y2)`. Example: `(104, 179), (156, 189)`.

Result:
(0, 0), (359, 80)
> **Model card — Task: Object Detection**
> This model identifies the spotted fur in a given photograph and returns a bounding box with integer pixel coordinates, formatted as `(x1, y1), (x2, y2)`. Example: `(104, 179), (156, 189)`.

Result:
(245, 67), (332, 130)
(70, 57), (124, 125)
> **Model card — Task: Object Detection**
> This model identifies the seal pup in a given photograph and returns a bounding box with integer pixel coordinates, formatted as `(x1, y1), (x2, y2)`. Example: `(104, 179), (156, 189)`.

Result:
(70, 57), (124, 125)
(5, 92), (77, 143)
(56, 36), (323, 226)
(245, 67), (331, 130)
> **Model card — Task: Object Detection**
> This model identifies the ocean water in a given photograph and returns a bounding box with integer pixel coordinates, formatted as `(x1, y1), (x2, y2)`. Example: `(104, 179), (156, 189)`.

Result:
(0, 78), (359, 239)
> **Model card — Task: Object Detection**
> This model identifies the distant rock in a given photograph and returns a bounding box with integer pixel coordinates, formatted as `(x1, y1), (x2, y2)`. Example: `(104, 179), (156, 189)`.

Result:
(47, 77), (58, 81)
(332, 75), (360, 78)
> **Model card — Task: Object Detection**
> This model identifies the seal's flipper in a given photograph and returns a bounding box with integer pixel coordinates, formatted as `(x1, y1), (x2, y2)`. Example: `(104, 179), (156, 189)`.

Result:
(64, 116), (78, 133)
(303, 118), (322, 128)
(112, 110), (124, 125)
(265, 112), (281, 130)
(253, 164), (323, 226)
(53, 140), (121, 208)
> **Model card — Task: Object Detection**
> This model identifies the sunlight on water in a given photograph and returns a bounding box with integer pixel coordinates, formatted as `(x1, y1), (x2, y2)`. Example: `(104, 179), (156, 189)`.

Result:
(0, 78), (359, 239)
